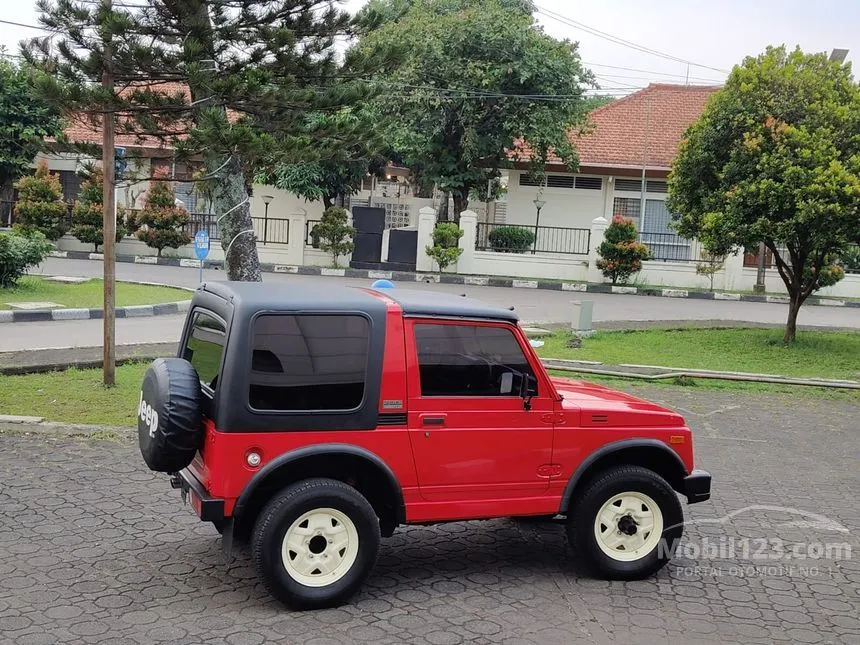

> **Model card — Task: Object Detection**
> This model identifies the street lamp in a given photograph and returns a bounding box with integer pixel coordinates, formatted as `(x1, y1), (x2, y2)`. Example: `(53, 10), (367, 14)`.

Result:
(532, 198), (546, 255)
(262, 194), (273, 244)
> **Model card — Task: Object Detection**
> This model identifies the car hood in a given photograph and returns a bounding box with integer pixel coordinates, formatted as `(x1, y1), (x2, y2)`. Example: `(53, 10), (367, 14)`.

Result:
(551, 376), (686, 427)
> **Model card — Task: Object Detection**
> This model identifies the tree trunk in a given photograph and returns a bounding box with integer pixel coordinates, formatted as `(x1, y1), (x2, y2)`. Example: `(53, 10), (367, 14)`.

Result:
(452, 192), (469, 224)
(184, 3), (260, 282)
(438, 192), (450, 221)
(783, 293), (801, 344)
(323, 195), (334, 210)
(210, 155), (261, 282)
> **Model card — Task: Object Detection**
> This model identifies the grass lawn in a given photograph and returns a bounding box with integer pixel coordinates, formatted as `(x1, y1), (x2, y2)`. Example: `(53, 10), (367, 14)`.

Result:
(0, 276), (189, 310)
(537, 328), (860, 380)
(0, 363), (149, 426)
(1, 330), (858, 427)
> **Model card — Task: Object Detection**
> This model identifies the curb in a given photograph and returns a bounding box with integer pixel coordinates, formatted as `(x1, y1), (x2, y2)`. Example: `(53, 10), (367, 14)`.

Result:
(542, 358), (860, 391)
(0, 299), (191, 324)
(1, 274), (194, 324)
(48, 250), (860, 309)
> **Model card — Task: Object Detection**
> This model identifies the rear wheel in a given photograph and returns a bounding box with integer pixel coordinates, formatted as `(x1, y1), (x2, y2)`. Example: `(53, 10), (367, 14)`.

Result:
(252, 478), (380, 610)
(567, 465), (683, 579)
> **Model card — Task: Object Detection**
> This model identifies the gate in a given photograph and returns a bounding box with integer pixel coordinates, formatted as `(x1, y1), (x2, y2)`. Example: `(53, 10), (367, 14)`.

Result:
(350, 206), (386, 266)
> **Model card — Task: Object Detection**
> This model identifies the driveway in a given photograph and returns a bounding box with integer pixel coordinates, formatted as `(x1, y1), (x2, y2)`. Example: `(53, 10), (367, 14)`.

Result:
(1, 385), (858, 644)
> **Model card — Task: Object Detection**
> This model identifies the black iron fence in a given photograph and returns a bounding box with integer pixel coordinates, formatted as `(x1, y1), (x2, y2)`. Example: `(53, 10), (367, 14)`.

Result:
(2, 200), (75, 230)
(638, 232), (696, 262)
(476, 222), (590, 255)
(305, 220), (321, 247)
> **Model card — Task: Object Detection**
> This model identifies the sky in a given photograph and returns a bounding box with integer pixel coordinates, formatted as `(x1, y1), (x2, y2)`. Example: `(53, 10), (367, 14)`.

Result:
(1, 0), (857, 94)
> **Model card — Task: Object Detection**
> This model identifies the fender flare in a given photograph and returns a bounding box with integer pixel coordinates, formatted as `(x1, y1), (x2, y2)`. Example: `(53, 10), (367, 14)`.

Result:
(559, 438), (688, 512)
(233, 443), (406, 525)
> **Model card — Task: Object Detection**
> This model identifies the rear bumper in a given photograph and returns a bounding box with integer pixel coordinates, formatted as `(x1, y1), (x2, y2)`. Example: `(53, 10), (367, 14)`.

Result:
(172, 468), (225, 522)
(683, 469), (712, 504)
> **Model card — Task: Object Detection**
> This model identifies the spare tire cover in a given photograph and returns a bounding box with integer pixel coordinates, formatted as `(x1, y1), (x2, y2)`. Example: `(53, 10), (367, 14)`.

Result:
(138, 357), (203, 473)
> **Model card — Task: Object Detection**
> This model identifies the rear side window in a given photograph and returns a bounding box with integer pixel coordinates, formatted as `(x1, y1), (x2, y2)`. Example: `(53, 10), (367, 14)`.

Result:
(414, 323), (536, 396)
(249, 314), (370, 411)
(183, 311), (226, 390)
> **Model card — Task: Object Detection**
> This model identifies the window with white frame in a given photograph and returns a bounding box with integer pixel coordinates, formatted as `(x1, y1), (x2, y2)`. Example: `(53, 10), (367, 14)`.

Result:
(612, 191), (691, 261)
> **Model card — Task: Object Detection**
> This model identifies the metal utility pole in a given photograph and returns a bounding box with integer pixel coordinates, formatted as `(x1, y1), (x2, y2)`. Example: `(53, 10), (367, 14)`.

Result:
(101, 0), (116, 386)
(639, 95), (652, 226)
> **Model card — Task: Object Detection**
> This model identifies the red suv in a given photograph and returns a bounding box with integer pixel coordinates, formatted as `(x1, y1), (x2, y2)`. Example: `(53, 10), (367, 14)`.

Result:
(138, 281), (710, 610)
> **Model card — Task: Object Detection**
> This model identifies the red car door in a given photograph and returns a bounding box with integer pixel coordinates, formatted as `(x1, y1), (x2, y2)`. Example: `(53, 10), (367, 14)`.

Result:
(404, 319), (558, 513)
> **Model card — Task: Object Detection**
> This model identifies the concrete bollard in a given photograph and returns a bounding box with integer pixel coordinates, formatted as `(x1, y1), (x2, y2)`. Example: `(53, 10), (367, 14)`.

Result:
(571, 300), (595, 335)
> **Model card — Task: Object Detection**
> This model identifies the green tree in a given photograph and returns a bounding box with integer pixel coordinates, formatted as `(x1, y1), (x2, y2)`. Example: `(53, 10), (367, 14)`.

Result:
(426, 222), (464, 272)
(695, 251), (726, 293)
(71, 167), (127, 252)
(315, 206), (355, 268)
(667, 46), (860, 343)
(0, 60), (63, 196)
(13, 160), (68, 241)
(134, 171), (192, 257)
(25, 0), (394, 281)
(596, 215), (650, 285)
(256, 108), (388, 209)
(356, 0), (593, 221)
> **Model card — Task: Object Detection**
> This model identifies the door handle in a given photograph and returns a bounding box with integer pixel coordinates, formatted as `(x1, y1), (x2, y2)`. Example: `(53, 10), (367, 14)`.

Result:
(421, 416), (446, 426)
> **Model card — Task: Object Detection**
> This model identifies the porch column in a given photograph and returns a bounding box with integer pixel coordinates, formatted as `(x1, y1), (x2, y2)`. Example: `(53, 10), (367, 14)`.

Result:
(587, 216), (609, 283)
(458, 210), (478, 275)
(416, 206), (436, 273)
(285, 209), (307, 266)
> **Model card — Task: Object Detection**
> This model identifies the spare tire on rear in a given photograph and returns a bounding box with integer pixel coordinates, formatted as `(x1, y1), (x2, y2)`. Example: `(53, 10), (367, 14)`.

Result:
(138, 358), (203, 473)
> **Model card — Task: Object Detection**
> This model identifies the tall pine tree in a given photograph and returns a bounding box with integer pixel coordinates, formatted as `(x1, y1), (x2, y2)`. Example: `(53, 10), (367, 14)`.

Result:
(23, 0), (396, 280)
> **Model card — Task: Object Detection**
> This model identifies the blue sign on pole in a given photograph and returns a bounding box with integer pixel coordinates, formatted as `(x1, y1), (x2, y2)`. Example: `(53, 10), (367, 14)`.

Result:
(194, 230), (210, 284)
(194, 230), (210, 260)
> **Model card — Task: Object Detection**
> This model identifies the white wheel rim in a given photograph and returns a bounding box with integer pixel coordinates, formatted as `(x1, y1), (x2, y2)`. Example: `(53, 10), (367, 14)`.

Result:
(281, 507), (359, 587)
(593, 491), (663, 562)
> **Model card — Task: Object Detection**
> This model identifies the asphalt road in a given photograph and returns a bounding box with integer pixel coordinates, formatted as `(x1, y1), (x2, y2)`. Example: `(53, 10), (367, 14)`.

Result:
(1, 386), (858, 644)
(0, 257), (857, 352)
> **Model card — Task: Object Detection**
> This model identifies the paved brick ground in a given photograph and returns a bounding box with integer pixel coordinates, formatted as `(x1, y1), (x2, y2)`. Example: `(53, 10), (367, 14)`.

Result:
(1, 386), (858, 644)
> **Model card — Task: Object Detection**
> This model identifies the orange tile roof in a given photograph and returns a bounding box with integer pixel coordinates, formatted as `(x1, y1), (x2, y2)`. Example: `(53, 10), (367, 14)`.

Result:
(516, 83), (721, 171)
(59, 82), (240, 151)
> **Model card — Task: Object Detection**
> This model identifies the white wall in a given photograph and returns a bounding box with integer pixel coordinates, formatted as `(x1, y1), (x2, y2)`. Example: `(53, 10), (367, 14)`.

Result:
(470, 251), (588, 281)
(504, 170), (607, 229)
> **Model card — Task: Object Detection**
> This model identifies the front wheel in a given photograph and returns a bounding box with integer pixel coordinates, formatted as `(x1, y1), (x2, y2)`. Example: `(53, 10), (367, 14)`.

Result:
(251, 478), (380, 610)
(567, 465), (683, 579)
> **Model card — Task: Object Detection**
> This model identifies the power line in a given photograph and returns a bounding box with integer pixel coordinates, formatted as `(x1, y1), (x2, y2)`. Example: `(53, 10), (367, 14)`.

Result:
(583, 61), (725, 83)
(0, 18), (52, 31)
(535, 5), (729, 74)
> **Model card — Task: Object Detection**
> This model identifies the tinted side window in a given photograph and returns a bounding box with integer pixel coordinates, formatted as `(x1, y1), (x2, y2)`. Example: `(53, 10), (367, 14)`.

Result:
(414, 324), (536, 397)
(249, 314), (370, 411)
(183, 311), (226, 390)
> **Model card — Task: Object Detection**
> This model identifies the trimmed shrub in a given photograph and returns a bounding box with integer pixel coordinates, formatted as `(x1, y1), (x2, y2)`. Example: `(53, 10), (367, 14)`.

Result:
(135, 170), (191, 256)
(316, 206), (355, 268)
(426, 222), (464, 272)
(12, 160), (68, 241)
(596, 215), (650, 284)
(0, 230), (53, 288)
(488, 226), (535, 253)
(71, 167), (128, 252)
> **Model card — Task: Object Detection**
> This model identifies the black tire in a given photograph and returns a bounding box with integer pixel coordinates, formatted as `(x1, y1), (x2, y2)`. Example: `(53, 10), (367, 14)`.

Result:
(137, 358), (203, 473)
(252, 478), (380, 610)
(566, 466), (683, 580)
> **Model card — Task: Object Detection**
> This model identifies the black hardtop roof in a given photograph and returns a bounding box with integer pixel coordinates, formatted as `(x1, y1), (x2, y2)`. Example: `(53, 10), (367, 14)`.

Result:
(197, 281), (519, 322)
